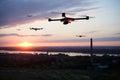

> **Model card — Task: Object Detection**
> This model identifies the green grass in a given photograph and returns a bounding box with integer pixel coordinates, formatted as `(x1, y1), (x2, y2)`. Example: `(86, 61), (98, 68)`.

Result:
(0, 68), (119, 80)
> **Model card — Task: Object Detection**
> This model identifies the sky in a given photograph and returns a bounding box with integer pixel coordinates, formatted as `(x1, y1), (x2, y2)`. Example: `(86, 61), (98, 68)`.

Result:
(0, 0), (120, 47)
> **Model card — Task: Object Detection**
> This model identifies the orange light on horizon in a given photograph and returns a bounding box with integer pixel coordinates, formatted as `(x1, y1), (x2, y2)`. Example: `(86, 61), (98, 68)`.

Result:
(18, 42), (33, 47)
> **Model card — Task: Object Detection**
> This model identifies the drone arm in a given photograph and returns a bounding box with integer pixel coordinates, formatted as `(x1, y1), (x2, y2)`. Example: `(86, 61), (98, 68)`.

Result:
(73, 16), (89, 20)
(30, 28), (33, 30)
(48, 18), (61, 21)
(40, 28), (43, 30)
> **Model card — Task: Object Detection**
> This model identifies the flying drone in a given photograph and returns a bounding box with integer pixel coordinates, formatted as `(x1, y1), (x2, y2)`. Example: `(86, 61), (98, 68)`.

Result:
(30, 28), (43, 31)
(48, 13), (93, 25)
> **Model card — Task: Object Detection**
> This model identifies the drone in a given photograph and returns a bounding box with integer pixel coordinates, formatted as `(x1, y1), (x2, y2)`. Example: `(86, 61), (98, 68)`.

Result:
(16, 29), (21, 31)
(27, 14), (33, 17)
(76, 35), (85, 37)
(48, 13), (92, 25)
(30, 28), (43, 31)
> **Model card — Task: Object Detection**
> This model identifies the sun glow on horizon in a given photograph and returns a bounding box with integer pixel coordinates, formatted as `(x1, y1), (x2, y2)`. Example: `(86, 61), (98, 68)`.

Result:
(19, 42), (33, 47)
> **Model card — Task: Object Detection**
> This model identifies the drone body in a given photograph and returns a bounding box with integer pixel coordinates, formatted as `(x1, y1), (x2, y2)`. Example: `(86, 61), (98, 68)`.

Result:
(30, 28), (43, 31)
(76, 35), (85, 37)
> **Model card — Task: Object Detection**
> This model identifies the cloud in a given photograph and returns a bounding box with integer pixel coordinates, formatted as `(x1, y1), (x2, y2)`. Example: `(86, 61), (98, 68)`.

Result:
(114, 32), (120, 35)
(37, 37), (120, 43)
(68, 7), (100, 13)
(0, 33), (19, 37)
(0, 0), (98, 28)
(41, 34), (53, 37)
(0, 33), (53, 37)
(94, 37), (120, 42)
(0, 33), (119, 43)
(86, 30), (100, 34)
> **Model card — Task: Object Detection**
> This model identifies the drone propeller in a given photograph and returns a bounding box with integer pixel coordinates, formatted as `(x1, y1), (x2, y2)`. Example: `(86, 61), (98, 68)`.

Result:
(89, 16), (95, 18)
(51, 11), (95, 18)
(51, 12), (75, 15)
(68, 7), (99, 13)
(77, 15), (95, 18)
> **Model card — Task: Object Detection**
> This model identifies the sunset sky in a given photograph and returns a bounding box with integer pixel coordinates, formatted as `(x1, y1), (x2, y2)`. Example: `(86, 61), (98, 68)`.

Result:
(0, 0), (120, 47)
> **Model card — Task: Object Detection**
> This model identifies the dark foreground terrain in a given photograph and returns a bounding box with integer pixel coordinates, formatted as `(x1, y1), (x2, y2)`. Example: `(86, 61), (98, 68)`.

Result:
(0, 68), (120, 80)
(0, 53), (120, 80)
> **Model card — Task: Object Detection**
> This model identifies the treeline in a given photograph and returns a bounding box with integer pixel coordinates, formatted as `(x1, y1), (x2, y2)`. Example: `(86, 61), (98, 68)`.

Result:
(0, 53), (120, 70)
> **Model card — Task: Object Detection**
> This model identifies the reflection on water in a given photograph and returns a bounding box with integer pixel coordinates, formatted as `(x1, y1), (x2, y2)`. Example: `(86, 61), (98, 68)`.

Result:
(0, 50), (87, 56)
(0, 50), (119, 56)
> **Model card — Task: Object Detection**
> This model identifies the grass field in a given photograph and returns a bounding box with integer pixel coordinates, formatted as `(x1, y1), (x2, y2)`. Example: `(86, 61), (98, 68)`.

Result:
(0, 68), (120, 80)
